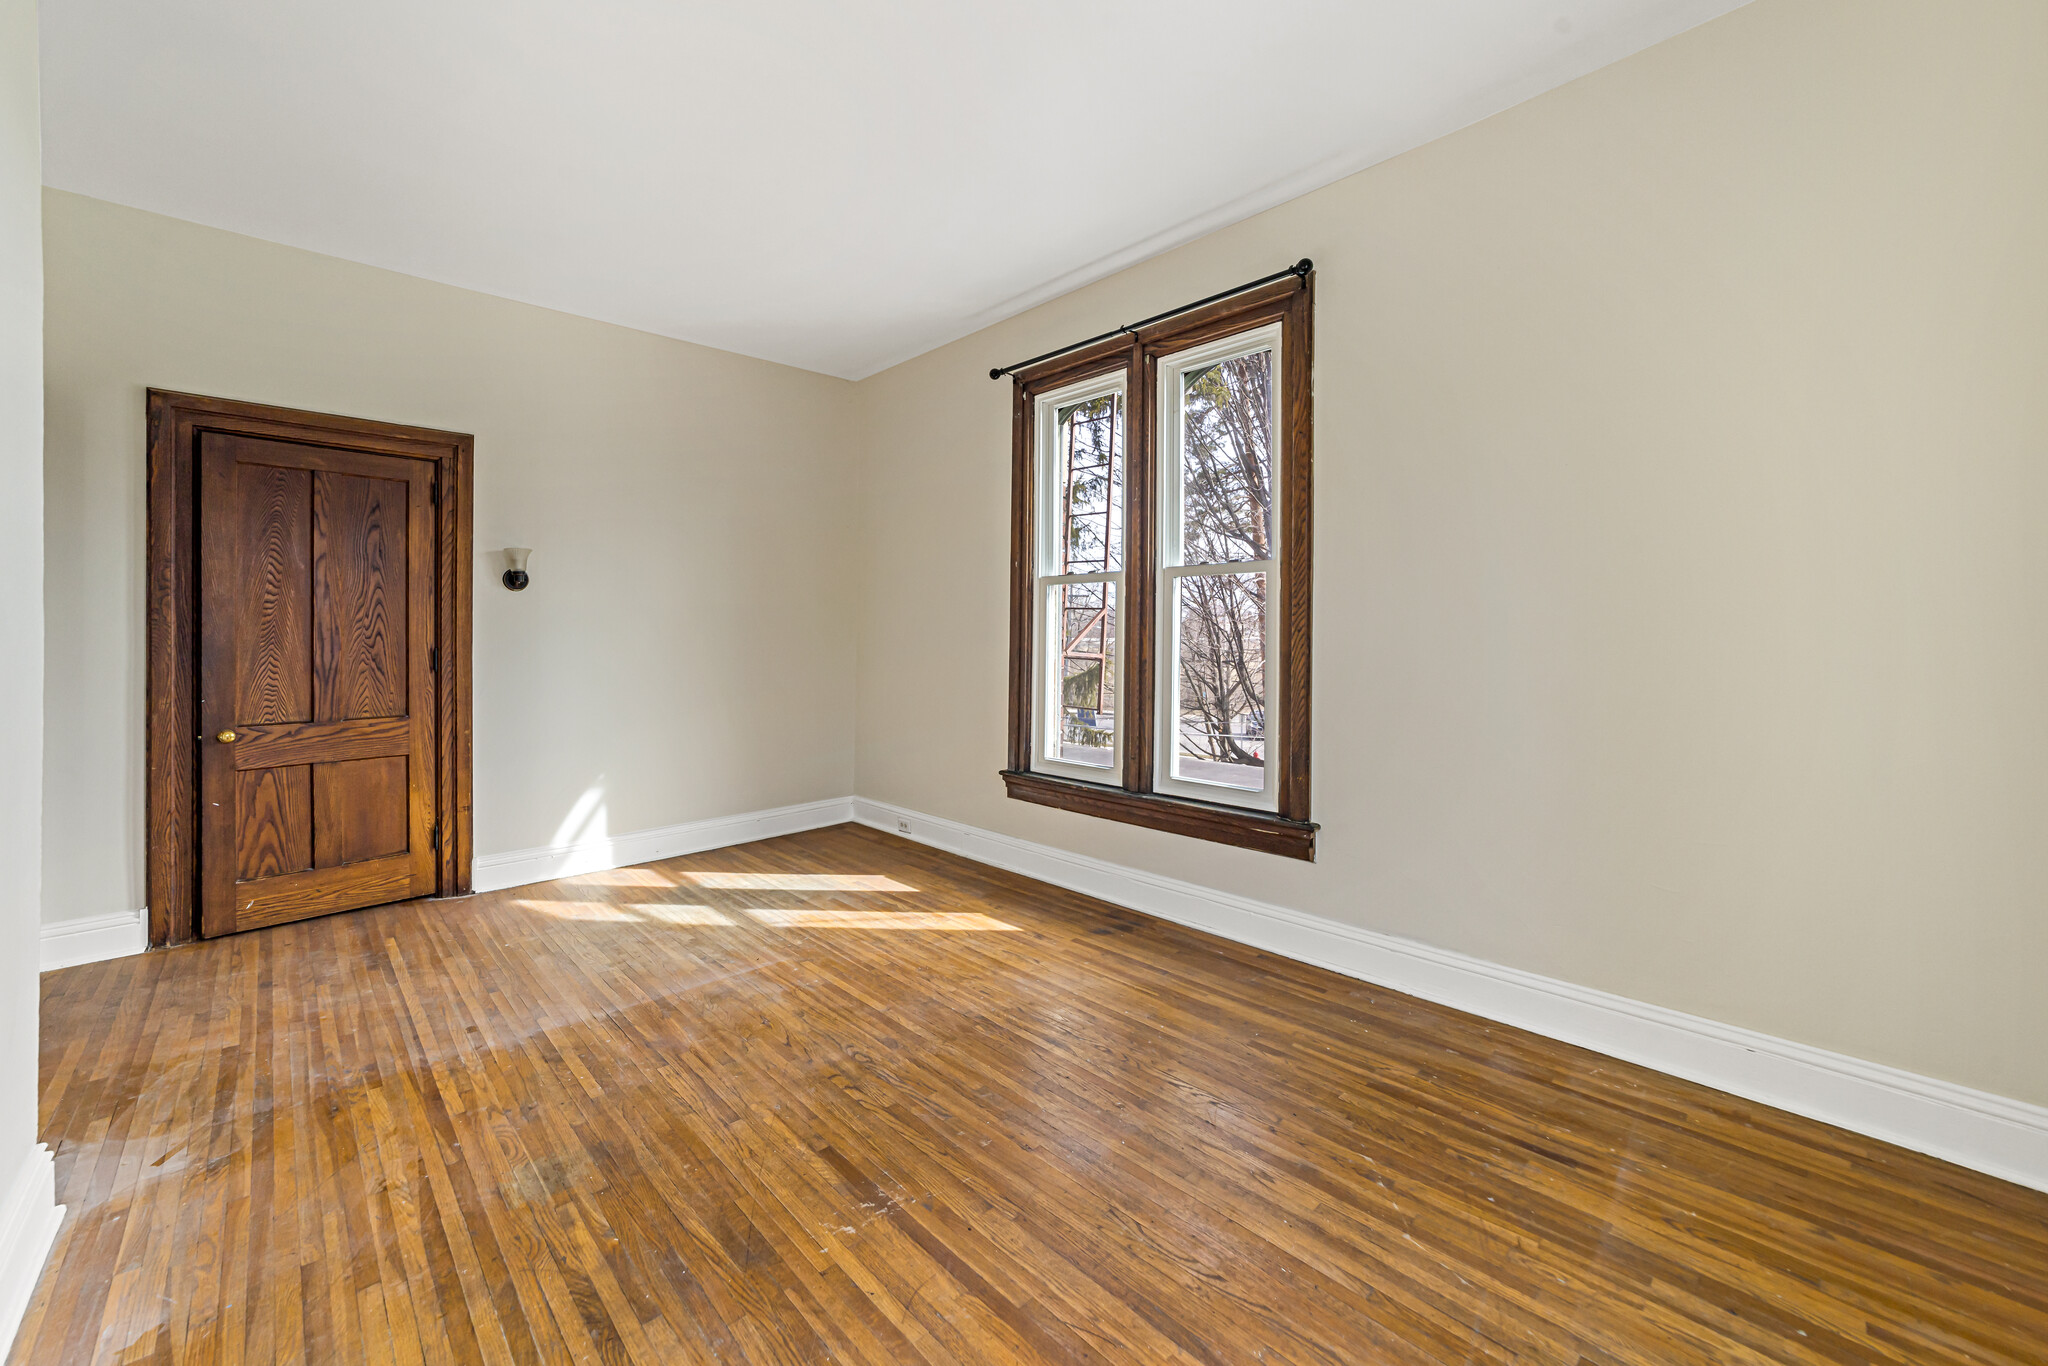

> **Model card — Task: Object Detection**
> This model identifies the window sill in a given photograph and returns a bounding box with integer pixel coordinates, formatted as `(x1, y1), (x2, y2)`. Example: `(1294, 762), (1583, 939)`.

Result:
(1000, 770), (1316, 861)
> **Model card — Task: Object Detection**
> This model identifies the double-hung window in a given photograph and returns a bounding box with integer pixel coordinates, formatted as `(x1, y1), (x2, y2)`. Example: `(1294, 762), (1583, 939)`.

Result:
(1003, 269), (1315, 859)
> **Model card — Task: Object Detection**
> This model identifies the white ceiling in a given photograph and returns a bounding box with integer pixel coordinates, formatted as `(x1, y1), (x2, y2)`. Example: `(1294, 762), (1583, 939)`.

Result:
(41, 1), (1749, 379)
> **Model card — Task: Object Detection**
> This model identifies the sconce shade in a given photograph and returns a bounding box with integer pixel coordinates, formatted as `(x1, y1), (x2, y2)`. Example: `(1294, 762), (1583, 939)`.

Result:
(502, 547), (532, 592)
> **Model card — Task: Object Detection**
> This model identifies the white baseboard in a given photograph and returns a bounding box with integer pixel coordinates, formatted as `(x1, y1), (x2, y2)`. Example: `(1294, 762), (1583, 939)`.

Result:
(472, 796), (857, 893)
(851, 796), (2048, 1195)
(40, 909), (147, 972)
(0, 1144), (62, 1357)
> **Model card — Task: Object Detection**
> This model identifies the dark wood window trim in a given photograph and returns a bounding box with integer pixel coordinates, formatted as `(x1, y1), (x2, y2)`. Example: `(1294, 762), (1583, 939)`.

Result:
(1002, 273), (1315, 860)
(146, 390), (475, 947)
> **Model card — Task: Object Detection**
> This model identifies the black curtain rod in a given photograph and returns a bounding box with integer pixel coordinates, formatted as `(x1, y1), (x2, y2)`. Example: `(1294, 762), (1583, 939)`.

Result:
(988, 258), (1312, 381)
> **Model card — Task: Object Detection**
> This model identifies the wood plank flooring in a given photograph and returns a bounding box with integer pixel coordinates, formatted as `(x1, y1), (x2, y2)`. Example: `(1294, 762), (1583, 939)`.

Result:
(20, 823), (2048, 1364)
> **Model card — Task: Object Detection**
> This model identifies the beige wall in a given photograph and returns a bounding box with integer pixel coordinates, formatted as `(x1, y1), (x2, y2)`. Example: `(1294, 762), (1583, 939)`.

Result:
(42, 190), (859, 927)
(3, 0), (48, 1174)
(854, 0), (2048, 1107)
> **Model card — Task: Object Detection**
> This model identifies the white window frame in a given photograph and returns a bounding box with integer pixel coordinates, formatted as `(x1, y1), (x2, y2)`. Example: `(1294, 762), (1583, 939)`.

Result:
(1030, 371), (1129, 785)
(1152, 323), (1282, 812)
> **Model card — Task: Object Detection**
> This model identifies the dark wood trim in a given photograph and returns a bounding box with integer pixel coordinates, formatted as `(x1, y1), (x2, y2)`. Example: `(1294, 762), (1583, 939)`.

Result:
(441, 427), (476, 899)
(1003, 272), (1314, 856)
(1275, 277), (1314, 821)
(1000, 770), (1316, 860)
(145, 396), (197, 949)
(146, 390), (474, 947)
(1008, 333), (1135, 392)
(1120, 334), (1158, 795)
(1131, 275), (1305, 352)
(1005, 379), (1034, 774)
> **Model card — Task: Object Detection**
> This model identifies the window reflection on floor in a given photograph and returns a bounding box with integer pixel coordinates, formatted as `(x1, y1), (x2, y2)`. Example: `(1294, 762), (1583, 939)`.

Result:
(513, 890), (1015, 932)
(741, 907), (1018, 931)
(567, 867), (673, 888)
(677, 872), (917, 892)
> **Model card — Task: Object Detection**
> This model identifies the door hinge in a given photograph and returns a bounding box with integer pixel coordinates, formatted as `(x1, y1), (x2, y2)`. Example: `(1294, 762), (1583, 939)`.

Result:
(429, 644), (438, 673)
(430, 481), (439, 506)
(430, 823), (441, 852)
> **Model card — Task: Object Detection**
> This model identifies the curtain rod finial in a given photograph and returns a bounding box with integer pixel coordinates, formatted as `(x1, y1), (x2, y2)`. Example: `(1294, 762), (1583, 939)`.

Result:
(989, 367), (1006, 381)
(1294, 258), (1313, 275)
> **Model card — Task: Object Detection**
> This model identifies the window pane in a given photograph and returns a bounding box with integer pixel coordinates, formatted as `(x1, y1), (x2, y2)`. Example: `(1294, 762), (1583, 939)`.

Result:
(1050, 580), (1117, 768)
(1056, 394), (1122, 574)
(1180, 348), (1273, 566)
(1172, 571), (1265, 790)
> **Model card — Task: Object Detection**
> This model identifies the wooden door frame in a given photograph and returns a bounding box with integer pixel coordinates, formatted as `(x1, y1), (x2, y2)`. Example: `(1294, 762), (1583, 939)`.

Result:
(147, 390), (474, 947)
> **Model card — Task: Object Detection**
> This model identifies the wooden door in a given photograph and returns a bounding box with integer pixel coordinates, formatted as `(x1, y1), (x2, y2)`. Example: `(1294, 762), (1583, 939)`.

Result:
(197, 433), (439, 936)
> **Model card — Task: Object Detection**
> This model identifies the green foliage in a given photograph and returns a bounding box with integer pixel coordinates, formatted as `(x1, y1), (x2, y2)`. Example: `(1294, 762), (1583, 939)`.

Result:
(1062, 662), (1103, 709)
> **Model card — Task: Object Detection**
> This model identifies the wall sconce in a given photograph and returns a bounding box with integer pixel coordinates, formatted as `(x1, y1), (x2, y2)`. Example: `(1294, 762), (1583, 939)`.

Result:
(502, 547), (532, 592)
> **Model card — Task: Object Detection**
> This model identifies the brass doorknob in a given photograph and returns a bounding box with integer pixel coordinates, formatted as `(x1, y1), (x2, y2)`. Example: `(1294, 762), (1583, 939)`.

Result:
(216, 730), (237, 743)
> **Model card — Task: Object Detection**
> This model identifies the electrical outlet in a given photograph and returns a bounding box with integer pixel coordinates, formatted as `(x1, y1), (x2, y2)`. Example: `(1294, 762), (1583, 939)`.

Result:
(896, 820), (911, 834)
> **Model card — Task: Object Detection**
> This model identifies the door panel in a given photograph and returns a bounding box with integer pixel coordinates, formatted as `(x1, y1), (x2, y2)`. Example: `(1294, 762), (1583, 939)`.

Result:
(200, 433), (438, 936)
(314, 471), (408, 720)
(235, 766), (312, 881)
(313, 757), (410, 866)
(235, 464), (312, 724)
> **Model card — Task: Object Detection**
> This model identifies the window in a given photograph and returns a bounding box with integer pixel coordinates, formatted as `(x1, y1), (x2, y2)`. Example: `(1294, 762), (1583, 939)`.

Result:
(1003, 272), (1314, 859)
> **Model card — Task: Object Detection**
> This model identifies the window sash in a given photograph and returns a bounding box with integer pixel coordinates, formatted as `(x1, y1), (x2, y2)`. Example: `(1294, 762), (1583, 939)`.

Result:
(1029, 373), (1128, 784)
(1034, 572), (1122, 780)
(1154, 566), (1278, 808)
(1153, 325), (1283, 810)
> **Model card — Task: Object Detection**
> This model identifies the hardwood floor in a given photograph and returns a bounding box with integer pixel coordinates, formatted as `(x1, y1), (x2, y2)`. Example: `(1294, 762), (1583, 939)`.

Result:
(21, 823), (2048, 1365)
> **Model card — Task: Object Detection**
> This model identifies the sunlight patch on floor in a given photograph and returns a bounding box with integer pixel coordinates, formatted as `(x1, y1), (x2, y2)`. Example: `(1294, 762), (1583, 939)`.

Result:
(516, 899), (739, 926)
(512, 899), (1012, 931)
(740, 908), (1018, 931)
(678, 872), (919, 892)
(568, 868), (674, 888)
(625, 904), (739, 926)
(513, 899), (642, 921)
